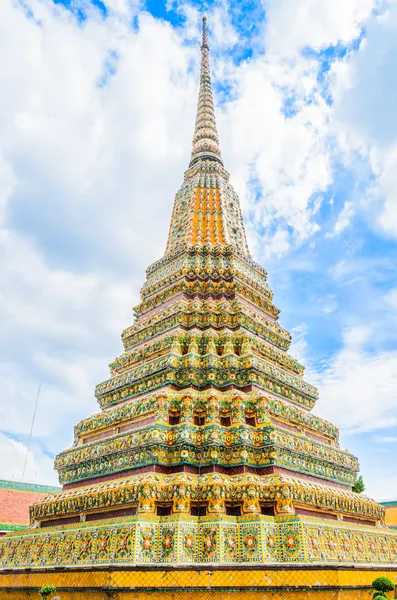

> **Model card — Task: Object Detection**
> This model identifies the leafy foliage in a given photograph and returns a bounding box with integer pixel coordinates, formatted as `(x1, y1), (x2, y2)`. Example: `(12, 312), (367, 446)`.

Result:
(352, 475), (365, 493)
(372, 576), (395, 592)
(39, 584), (57, 598)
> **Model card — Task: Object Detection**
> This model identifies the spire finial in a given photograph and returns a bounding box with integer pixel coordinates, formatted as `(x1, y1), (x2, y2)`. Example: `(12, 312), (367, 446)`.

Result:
(189, 16), (223, 167)
(202, 15), (208, 48)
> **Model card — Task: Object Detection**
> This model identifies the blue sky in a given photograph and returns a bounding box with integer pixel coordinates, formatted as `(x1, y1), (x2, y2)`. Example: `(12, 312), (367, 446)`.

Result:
(1, 0), (397, 499)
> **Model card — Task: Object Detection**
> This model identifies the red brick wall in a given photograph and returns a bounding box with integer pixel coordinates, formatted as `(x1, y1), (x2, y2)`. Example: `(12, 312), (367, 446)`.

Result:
(0, 489), (50, 526)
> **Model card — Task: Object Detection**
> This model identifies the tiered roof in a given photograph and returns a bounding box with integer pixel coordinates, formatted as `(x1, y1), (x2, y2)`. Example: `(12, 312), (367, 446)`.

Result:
(32, 16), (362, 515)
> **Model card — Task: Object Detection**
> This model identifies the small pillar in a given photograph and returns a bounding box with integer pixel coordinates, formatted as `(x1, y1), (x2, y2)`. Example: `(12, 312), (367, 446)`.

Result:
(231, 397), (245, 424)
(137, 483), (156, 515)
(181, 395), (194, 422)
(257, 397), (271, 425)
(207, 396), (220, 423)
(242, 485), (261, 515)
(155, 396), (169, 423)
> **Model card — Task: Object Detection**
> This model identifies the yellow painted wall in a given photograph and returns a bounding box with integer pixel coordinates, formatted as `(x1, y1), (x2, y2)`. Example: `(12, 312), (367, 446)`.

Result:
(384, 505), (397, 527)
(0, 592), (387, 600)
(0, 567), (396, 600)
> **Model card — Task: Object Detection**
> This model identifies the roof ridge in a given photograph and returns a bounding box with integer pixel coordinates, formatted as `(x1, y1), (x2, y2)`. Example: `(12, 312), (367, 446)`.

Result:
(0, 479), (60, 493)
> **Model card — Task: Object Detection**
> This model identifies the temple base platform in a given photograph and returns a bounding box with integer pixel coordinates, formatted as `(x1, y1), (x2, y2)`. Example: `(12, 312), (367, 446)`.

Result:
(1, 513), (397, 599)
(1, 565), (397, 600)
(1, 512), (397, 566)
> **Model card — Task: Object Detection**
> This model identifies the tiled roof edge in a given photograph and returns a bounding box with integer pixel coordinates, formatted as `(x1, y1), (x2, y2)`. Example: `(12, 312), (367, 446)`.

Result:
(380, 500), (397, 507)
(0, 523), (27, 532)
(0, 480), (60, 493)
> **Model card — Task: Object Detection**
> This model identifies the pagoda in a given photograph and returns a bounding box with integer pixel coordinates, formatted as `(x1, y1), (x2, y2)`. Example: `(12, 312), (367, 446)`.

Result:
(1, 17), (397, 599)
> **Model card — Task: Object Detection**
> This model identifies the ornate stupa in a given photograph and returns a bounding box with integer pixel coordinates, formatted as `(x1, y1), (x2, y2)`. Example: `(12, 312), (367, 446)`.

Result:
(1, 18), (396, 597)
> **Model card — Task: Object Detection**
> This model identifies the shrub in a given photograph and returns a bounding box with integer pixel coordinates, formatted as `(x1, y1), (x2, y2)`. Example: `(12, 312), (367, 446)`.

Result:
(39, 584), (57, 599)
(373, 594), (386, 600)
(372, 577), (395, 593)
(352, 475), (365, 493)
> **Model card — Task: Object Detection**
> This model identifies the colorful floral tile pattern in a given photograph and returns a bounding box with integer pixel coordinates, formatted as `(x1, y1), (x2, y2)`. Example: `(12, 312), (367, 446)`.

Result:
(278, 522), (305, 562)
(160, 524), (177, 563)
(240, 522), (261, 562)
(179, 523), (197, 563)
(136, 523), (158, 563)
(1, 516), (397, 569)
(222, 523), (239, 562)
(200, 524), (220, 562)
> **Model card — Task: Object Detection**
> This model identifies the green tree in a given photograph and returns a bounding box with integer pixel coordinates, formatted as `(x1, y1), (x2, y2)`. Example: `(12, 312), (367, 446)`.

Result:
(39, 584), (57, 599)
(372, 576), (395, 597)
(352, 475), (365, 493)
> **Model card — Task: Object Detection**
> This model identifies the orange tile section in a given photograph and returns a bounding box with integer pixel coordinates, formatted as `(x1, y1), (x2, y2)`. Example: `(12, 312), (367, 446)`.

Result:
(191, 187), (226, 247)
(215, 188), (226, 245)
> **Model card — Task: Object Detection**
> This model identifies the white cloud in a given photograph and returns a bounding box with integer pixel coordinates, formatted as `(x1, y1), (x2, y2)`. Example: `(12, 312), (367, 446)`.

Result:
(264, 0), (376, 57)
(289, 323), (310, 364)
(0, 228), (139, 454)
(375, 436), (397, 444)
(330, 2), (397, 238)
(103, 0), (141, 16)
(327, 201), (355, 237)
(261, 229), (291, 258)
(221, 57), (331, 257)
(308, 325), (397, 433)
(0, 433), (56, 485)
(216, 0), (380, 258)
(385, 287), (397, 308)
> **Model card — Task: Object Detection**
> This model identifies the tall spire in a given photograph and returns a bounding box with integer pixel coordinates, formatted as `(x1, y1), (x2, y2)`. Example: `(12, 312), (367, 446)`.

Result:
(164, 16), (250, 258)
(190, 16), (223, 167)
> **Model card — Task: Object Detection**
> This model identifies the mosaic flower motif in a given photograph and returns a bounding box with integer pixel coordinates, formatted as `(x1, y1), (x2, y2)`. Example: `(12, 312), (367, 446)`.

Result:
(80, 537), (91, 556)
(64, 539), (74, 556)
(244, 534), (257, 552)
(163, 535), (172, 550)
(142, 535), (151, 551)
(116, 533), (129, 556)
(225, 534), (235, 550)
(48, 540), (58, 558)
(311, 536), (319, 551)
(161, 528), (175, 559)
(184, 533), (194, 553)
(287, 534), (296, 550)
(97, 535), (109, 553)
(267, 534), (276, 550)
(202, 528), (217, 558)
(328, 538), (336, 551)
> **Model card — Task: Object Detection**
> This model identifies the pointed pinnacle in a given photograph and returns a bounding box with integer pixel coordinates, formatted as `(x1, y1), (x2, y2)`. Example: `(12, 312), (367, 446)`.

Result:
(202, 16), (208, 48)
(189, 16), (223, 168)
